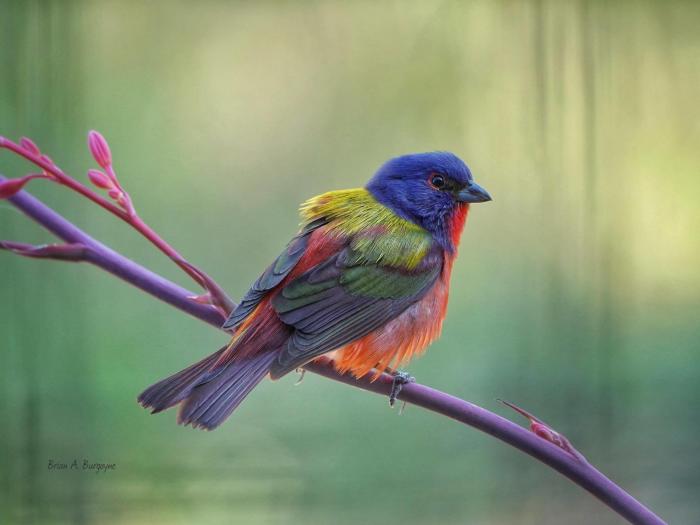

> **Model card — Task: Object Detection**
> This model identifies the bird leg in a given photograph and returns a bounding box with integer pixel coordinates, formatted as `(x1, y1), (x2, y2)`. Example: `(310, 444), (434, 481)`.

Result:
(388, 370), (415, 407)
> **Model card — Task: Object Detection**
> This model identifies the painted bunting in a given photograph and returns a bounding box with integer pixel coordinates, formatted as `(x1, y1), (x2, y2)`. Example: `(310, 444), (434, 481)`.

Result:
(138, 152), (491, 429)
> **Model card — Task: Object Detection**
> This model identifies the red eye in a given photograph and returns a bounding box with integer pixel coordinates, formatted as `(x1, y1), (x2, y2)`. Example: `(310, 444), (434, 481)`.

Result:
(430, 174), (446, 189)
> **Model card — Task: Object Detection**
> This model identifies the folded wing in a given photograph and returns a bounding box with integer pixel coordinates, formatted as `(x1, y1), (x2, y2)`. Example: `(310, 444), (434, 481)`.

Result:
(269, 244), (442, 378)
(222, 218), (327, 331)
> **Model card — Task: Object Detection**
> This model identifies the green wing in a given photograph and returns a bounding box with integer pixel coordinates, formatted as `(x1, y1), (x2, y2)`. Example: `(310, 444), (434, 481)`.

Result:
(269, 243), (443, 378)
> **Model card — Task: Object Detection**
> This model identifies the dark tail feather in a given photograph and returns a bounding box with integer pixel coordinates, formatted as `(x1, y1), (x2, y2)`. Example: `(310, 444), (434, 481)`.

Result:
(177, 351), (277, 430)
(138, 346), (227, 414)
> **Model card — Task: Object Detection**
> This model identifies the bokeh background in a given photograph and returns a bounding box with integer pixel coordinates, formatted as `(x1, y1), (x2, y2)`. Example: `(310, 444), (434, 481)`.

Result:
(1, 1), (699, 524)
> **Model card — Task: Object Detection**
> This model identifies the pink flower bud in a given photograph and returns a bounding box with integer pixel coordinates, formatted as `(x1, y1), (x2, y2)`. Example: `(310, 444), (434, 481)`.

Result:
(108, 189), (122, 200)
(532, 422), (563, 447)
(0, 179), (26, 199)
(87, 169), (113, 190)
(0, 241), (87, 261)
(0, 174), (44, 199)
(500, 399), (587, 462)
(19, 137), (41, 155)
(88, 130), (112, 168)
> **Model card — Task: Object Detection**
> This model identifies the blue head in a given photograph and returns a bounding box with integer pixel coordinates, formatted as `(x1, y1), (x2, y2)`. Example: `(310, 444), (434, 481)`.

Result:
(366, 152), (491, 249)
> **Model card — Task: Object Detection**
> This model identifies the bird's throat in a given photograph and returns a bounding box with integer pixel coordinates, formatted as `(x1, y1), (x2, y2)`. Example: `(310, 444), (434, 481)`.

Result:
(449, 203), (469, 251)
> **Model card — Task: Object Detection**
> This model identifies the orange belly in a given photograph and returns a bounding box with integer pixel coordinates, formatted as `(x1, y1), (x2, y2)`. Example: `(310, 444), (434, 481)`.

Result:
(328, 259), (453, 379)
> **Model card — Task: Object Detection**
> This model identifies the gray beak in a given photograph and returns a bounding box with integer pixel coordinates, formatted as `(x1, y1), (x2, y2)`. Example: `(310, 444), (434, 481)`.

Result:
(456, 182), (492, 203)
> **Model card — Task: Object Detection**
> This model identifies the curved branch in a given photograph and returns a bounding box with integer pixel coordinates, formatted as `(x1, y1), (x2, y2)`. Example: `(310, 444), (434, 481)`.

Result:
(0, 135), (235, 316)
(1, 174), (223, 327)
(0, 175), (666, 525)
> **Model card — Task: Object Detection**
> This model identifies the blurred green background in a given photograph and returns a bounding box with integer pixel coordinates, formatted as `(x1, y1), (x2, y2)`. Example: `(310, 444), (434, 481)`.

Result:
(1, 1), (698, 524)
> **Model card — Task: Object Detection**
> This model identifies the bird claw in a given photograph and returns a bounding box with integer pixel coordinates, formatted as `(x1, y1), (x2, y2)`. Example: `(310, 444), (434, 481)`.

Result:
(389, 370), (415, 407)
(294, 368), (306, 386)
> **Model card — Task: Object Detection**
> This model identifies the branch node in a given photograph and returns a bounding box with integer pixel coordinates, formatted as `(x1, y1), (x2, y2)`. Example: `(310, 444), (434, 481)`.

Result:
(499, 399), (588, 463)
(0, 240), (90, 261)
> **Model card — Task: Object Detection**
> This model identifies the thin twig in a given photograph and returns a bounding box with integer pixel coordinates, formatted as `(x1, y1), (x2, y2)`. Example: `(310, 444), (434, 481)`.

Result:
(0, 174), (665, 525)
(0, 134), (235, 316)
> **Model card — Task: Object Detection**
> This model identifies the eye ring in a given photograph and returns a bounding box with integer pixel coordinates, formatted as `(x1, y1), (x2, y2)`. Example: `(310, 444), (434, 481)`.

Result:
(430, 174), (446, 189)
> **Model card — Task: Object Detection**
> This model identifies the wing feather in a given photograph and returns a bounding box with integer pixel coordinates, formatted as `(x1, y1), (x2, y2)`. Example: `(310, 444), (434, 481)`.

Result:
(269, 246), (442, 378)
(222, 218), (327, 330)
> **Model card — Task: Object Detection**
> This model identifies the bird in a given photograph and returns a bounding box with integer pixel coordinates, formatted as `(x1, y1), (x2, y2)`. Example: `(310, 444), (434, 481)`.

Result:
(138, 152), (491, 430)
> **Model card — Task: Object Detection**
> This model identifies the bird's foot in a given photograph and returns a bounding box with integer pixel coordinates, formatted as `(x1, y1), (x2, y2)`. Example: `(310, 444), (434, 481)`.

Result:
(294, 368), (306, 386)
(389, 370), (415, 408)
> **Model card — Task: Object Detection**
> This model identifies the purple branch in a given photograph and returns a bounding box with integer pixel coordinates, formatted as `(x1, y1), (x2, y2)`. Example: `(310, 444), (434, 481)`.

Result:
(0, 175), (665, 525)
(3, 176), (223, 327)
